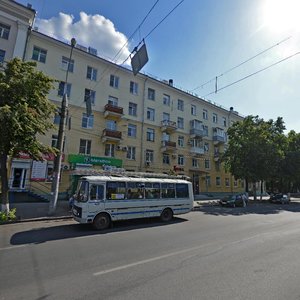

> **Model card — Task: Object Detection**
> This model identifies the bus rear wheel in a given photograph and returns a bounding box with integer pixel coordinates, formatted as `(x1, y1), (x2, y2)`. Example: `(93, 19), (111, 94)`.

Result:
(93, 213), (111, 230)
(160, 208), (173, 222)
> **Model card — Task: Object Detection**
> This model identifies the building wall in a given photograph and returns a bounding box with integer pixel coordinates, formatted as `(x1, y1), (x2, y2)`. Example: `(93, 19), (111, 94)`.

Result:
(20, 30), (245, 197)
(0, 0), (35, 62)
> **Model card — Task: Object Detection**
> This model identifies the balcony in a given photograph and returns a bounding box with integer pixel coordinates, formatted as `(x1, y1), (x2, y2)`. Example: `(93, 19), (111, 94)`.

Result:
(190, 146), (205, 157)
(101, 129), (122, 143)
(214, 152), (222, 161)
(160, 120), (177, 133)
(190, 128), (208, 139)
(213, 135), (226, 144)
(161, 140), (177, 153)
(104, 104), (123, 119)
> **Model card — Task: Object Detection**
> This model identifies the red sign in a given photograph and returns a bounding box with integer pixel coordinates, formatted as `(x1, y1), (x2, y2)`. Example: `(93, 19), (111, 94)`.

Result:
(17, 152), (64, 161)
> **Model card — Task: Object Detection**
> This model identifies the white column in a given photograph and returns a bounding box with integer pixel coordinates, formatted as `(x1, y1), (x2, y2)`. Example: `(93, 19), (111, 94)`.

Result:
(12, 21), (28, 58)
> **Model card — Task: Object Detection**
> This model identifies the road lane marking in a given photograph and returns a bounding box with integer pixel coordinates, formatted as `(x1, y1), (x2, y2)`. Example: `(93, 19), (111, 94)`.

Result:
(93, 244), (211, 276)
(0, 244), (27, 251)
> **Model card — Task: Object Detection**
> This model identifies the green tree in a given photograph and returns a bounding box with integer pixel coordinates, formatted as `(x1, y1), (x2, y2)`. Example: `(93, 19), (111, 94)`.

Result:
(222, 115), (286, 199)
(0, 58), (56, 212)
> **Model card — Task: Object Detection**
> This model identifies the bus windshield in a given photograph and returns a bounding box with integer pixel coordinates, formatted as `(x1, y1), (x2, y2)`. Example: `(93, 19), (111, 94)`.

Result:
(76, 180), (89, 202)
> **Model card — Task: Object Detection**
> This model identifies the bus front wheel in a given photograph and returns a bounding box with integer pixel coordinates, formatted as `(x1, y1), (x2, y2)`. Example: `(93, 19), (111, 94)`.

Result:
(93, 213), (111, 230)
(160, 208), (173, 222)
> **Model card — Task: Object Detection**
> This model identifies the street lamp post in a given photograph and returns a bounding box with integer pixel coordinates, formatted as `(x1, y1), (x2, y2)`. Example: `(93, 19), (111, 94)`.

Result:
(49, 37), (76, 215)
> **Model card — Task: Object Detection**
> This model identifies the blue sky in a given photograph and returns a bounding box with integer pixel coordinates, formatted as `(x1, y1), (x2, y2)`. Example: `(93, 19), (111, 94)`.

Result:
(18, 0), (300, 132)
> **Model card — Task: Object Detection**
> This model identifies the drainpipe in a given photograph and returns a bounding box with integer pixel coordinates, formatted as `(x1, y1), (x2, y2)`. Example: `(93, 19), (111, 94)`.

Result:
(139, 77), (148, 171)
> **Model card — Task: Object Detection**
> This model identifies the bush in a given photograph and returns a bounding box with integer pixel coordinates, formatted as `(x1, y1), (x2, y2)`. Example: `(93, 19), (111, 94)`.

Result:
(0, 208), (17, 223)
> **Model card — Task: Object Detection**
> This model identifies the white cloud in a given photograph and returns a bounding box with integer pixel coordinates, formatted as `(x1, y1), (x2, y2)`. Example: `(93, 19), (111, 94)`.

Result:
(35, 12), (131, 64)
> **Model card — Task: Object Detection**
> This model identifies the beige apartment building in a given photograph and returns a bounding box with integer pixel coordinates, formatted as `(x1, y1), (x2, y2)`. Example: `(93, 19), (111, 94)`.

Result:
(7, 28), (243, 199)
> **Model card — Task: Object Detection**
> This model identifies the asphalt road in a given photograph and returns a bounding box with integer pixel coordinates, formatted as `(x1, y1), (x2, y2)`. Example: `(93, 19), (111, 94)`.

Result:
(1, 202), (300, 300)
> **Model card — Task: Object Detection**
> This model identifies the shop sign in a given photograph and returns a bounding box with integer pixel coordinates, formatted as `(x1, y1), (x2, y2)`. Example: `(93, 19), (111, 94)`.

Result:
(18, 152), (64, 161)
(31, 161), (47, 181)
(68, 154), (122, 167)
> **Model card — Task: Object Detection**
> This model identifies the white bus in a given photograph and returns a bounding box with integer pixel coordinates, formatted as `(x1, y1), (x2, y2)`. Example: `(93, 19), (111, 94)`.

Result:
(72, 173), (194, 230)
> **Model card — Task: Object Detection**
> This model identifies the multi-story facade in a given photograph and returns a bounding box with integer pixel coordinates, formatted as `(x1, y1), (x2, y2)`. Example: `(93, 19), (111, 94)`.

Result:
(0, 0), (35, 63)
(7, 29), (244, 198)
(1, 0), (244, 198)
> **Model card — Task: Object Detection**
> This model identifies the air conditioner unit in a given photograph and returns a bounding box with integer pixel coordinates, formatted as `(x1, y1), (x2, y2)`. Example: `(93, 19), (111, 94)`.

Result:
(63, 165), (69, 170)
(145, 160), (151, 167)
(122, 146), (128, 151)
(117, 145), (122, 151)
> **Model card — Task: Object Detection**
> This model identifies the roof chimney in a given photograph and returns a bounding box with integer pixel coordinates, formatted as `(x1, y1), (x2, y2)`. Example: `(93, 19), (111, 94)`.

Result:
(169, 79), (173, 86)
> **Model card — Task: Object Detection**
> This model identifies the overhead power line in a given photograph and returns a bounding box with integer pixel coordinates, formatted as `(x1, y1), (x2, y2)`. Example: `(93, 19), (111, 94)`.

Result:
(202, 51), (300, 97)
(192, 36), (292, 91)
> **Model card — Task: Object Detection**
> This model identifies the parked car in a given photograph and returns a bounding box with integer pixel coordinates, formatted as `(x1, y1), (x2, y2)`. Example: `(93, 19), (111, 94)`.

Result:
(269, 193), (290, 204)
(219, 193), (249, 207)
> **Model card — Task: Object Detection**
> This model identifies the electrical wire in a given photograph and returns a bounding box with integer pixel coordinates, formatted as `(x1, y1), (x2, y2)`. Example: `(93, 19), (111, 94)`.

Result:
(202, 50), (300, 97)
(192, 36), (292, 91)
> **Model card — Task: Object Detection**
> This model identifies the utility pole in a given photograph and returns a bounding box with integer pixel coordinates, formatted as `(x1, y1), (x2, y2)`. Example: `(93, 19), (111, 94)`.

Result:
(49, 37), (76, 215)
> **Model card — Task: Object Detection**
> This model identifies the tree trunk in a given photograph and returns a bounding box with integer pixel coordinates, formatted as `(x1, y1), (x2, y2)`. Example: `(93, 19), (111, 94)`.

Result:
(0, 153), (9, 212)
(253, 183), (257, 201)
(260, 181), (263, 201)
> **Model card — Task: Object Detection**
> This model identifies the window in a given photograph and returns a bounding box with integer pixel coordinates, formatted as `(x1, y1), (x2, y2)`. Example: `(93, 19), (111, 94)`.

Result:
(177, 117), (184, 129)
(51, 134), (58, 148)
(81, 113), (94, 129)
(0, 23), (10, 39)
(127, 146), (136, 160)
(163, 153), (170, 164)
(146, 150), (154, 163)
(128, 124), (137, 137)
(161, 183), (175, 199)
(147, 128), (155, 142)
(203, 109), (208, 120)
(105, 144), (115, 157)
(108, 95), (118, 106)
(205, 159), (210, 169)
(163, 94), (170, 106)
(84, 89), (96, 104)
(178, 155), (184, 166)
(204, 142), (209, 153)
(223, 116), (227, 127)
(53, 108), (61, 124)
(225, 178), (230, 187)
(109, 74), (119, 88)
(58, 82), (71, 97)
(52, 134), (65, 151)
(213, 113), (218, 123)
(178, 136), (184, 147)
(162, 112), (170, 121)
(148, 88), (155, 100)
(86, 66), (97, 81)
(178, 99), (184, 111)
(61, 56), (74, 72)
(32, 46), (47, 63)
(106, 181), (126, 200)
(128, 102), (137, 116)
(79, 139), (91, 155)
(191, 105), (196, 115)
(130, 81), (138, 95)
(90, 184), (104, 200)
(192, 158), (199, 168)
(206, 176), (211, 186)
(215, 161), (221, 171)
(234, 180), (238, 187)
(106, 119), (117, 131)
(0, 49), (5, 63)
(176, 183), (189, 198)
(147, 108), (155, 121)
(216, 177), (221, 186)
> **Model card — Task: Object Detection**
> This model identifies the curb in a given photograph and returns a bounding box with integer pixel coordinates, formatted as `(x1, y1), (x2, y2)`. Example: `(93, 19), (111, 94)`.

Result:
(0, 215), (73, 225)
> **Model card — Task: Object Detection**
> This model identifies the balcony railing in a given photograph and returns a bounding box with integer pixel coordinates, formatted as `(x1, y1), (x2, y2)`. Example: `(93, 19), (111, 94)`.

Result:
(104, 104), (123, 119)
(161, 140), (177, 153)
(190, 128), (208, 138)
(190, 147), (205, 156)
(101, 129), (122, 142)
(213, 135), (226, 143)
(160, 120), (177, 132)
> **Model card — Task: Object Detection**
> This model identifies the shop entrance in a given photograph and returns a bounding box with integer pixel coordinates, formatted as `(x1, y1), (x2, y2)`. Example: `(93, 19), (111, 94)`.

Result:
(11, 168), (27, 189)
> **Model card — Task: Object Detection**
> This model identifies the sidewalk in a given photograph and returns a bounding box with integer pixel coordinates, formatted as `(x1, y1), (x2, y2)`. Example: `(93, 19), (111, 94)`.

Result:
(9, 201), (72, 222)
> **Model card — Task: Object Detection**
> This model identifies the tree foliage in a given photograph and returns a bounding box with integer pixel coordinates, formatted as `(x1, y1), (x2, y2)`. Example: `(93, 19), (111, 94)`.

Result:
(0, 58), (56, 211)
(222, 115), (286, 195)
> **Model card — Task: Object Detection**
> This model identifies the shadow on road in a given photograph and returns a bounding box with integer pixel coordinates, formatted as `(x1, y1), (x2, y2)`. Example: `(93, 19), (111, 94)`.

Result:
(194, 201), (300, 216)
(10, 217), (187, 245)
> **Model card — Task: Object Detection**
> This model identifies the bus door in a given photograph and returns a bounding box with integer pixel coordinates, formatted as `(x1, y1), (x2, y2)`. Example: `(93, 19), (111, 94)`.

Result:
(88, 184), (105, 215)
